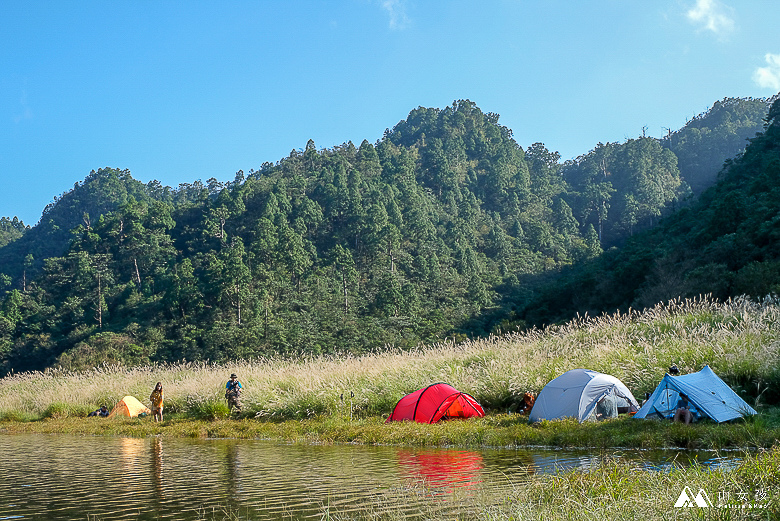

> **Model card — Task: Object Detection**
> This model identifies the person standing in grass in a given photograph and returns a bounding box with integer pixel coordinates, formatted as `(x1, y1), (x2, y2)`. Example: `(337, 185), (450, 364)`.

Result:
(225, 373), (242, 414)
(150, 382), (164, 422)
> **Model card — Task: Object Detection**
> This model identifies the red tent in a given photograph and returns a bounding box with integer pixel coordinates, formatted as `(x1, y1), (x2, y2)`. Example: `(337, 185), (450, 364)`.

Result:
(386, 383), (485, 423)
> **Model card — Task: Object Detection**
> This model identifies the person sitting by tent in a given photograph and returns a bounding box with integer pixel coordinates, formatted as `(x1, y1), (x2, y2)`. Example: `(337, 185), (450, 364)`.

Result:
(150, 382), (164, 423)
(88, 405), (109, 417)
(225, 373), (242, 413)
(595, 395), (617, 420)
(517, 392), (535, 414)
(634, 365), (757, 423)
(673, 393), (693, 424)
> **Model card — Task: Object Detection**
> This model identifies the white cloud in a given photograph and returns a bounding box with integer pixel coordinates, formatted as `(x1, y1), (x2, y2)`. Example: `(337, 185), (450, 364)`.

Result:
(686, 0), (735, 37)
(380, 0), (410, 30)
(753, 53), (780, 91)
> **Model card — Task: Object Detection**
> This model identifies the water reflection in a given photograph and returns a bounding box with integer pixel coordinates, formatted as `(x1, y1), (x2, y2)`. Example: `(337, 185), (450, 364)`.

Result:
(120, 437), (145, 494)
(152, 437), (164, 504)
(222, 442), (240, 504)
(505, 448), (743, 475)
(397, 449), (484, 492)
(0, 434), (745, 521)
(525, 452), (602, 473)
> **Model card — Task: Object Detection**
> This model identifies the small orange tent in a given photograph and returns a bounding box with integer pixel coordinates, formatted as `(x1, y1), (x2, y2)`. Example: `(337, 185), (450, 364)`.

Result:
(108, 395), (151, 418)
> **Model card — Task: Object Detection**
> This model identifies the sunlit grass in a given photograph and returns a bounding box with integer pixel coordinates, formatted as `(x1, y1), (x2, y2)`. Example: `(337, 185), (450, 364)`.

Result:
(2, 295), (779, 446)
(7, 294), (779, 520)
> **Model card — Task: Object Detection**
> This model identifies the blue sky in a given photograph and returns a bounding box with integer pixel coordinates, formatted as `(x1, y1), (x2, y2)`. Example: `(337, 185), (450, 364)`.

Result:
(2, 0), (778, 226)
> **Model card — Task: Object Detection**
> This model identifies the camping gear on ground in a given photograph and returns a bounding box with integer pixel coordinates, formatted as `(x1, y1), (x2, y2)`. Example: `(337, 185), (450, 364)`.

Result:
(385, 383), (485, 423)
(529, 369), (639, 423)
(108, 395), (152, 418)
(633, 365), (757, 423)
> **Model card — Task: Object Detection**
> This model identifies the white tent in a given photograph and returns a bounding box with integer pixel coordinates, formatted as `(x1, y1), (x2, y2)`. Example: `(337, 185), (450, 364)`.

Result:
(633, 365), (756, 423)
(529, 369), (639, 423)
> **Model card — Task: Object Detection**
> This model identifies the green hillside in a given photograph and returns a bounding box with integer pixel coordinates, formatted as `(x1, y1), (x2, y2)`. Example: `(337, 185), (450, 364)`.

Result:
(0, 97), (775, 374)
(519, 96), (780, 326)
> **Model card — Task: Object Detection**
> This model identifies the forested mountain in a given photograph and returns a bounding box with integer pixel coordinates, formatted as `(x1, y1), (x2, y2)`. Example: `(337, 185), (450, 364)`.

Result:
(0, 97), (775, 374)
(519, 96), (780, 326)
(0, 217), (28, 250)
(664, 97), (769, 196)
(562, 137), (686, 247)
(0, 170), (154, 282)
(558, 97), (769, 247)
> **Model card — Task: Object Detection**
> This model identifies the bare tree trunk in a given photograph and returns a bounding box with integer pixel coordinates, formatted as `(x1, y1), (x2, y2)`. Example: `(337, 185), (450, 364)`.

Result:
(342, 268), (349, 316)
(264, 298), (269, 339)
(134, 258), (141, 285)
(235, 284), (242, 325)
(97, 272), (103, 329)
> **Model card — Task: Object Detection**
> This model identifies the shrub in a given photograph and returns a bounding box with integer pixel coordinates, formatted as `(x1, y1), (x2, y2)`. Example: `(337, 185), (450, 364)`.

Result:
(187, 397), (230, 420)
(42, 402), (93, 419)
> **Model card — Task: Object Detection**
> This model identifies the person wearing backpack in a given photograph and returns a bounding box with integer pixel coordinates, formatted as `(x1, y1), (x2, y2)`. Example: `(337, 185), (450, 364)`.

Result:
(225, 373), (243, 414)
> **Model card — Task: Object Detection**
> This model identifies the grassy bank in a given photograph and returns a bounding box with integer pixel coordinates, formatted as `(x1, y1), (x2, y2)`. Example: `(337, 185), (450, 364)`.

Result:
(2, 296), (780, 449)
(2, 410), (780, 450)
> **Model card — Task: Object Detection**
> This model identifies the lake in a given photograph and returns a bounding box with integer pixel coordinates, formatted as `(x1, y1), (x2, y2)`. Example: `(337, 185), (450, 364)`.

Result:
(0, 434), (740, 520)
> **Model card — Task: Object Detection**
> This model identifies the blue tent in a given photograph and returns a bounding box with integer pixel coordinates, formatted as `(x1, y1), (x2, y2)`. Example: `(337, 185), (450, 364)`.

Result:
(634, 365), (757, 423)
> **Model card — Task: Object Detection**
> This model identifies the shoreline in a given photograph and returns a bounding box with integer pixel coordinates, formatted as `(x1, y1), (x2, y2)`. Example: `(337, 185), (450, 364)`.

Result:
(2, 297), (779, 462)
(2, 410), (779, 451)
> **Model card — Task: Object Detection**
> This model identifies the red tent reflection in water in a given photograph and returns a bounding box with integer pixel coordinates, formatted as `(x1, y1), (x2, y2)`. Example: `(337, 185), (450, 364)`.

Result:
(397, 449), (484, 493)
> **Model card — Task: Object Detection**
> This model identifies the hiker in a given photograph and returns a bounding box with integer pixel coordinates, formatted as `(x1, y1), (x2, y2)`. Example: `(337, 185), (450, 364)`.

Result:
(150, 382), (164, 422)
(225, 373), (242, 413)
(88, 405), (109, 417)
(673, 393), (693, 424)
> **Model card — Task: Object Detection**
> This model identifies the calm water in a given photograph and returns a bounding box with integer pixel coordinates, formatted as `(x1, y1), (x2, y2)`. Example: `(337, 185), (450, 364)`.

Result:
(0, 434), (740, 520)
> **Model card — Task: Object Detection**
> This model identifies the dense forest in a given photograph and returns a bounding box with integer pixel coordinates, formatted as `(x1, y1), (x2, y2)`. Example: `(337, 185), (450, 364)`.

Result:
(0, 96), (775, 375)
(520, 96), (780, 326)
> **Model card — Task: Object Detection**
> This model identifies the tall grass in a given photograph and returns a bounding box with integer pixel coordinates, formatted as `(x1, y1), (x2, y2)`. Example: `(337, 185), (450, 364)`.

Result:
(2, 295), (779, 421)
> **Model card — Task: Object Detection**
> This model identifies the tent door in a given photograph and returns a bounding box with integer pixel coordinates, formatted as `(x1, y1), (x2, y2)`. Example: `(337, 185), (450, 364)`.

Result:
(445, 399), (466, 418)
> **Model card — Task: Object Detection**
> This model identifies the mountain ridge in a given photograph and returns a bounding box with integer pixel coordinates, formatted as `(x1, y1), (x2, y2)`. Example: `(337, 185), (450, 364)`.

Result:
(0, 96), (775, 374)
